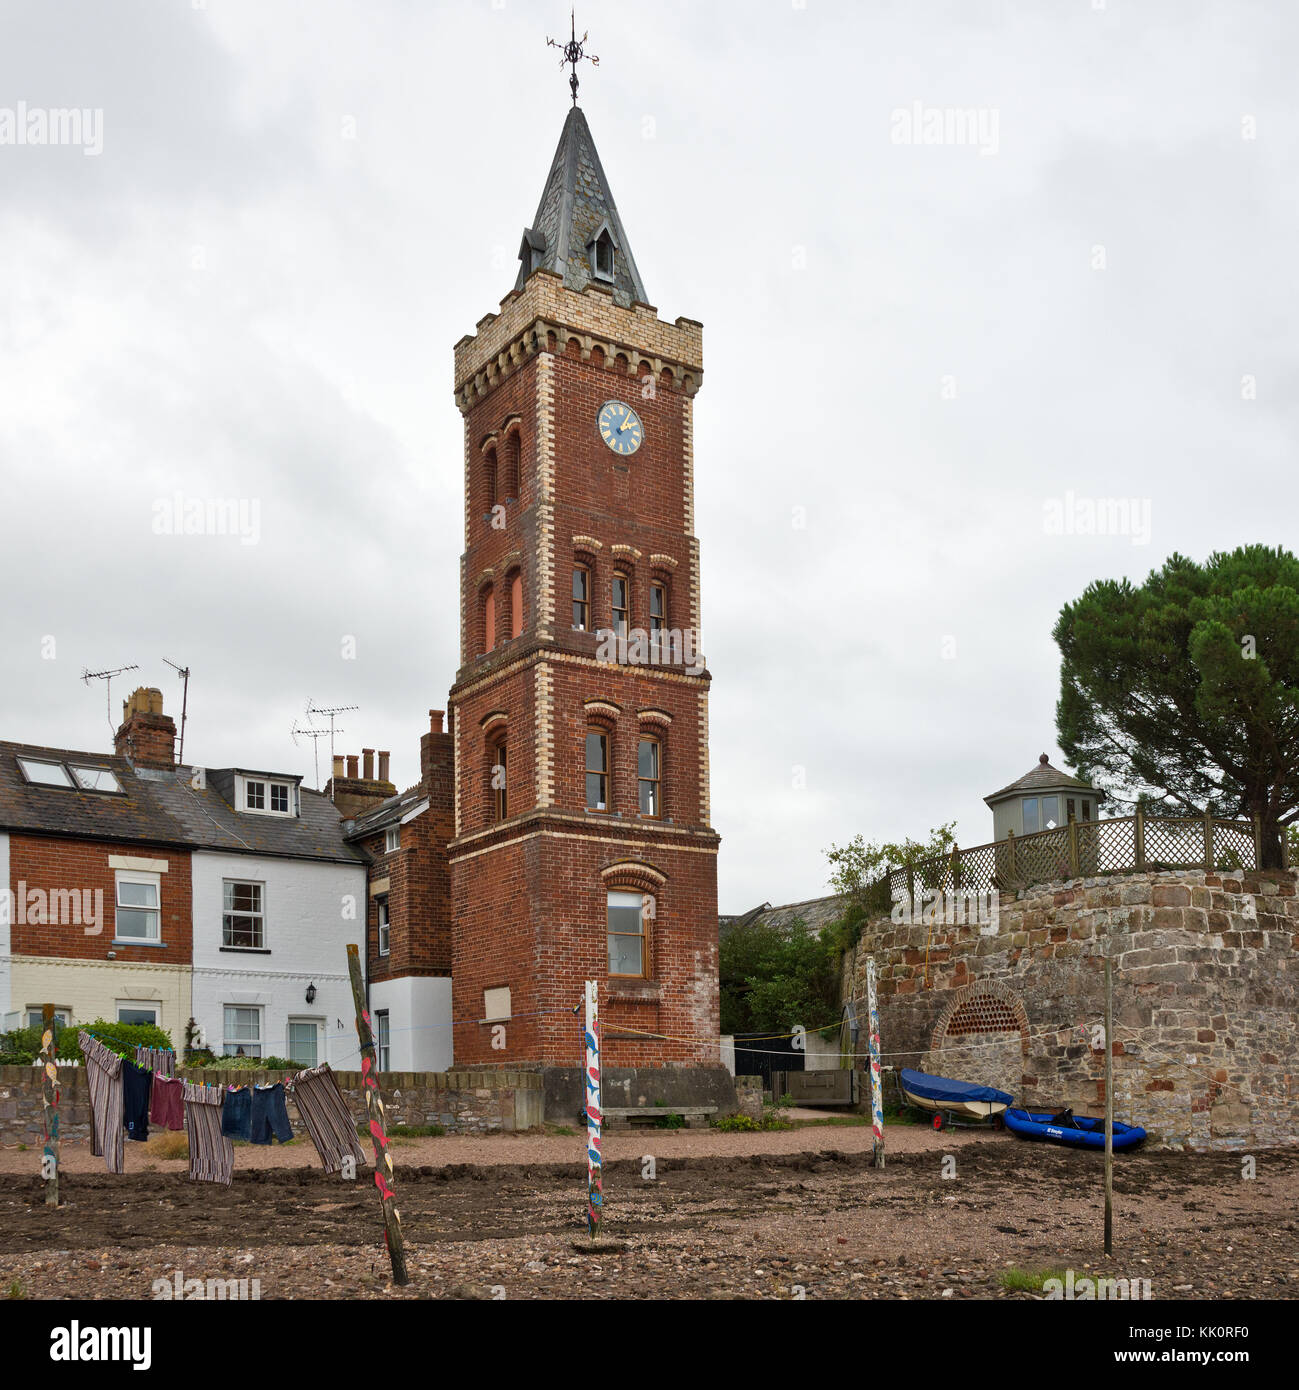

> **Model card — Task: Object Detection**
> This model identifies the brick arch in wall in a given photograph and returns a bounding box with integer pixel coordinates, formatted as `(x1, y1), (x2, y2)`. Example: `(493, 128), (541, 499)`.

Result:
(930, 980), (1029, 1057)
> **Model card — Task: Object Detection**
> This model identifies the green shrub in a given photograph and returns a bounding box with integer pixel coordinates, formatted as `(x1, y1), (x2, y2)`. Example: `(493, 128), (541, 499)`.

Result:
(186, 1054), (298, 1071)
(654, 1111), (686, 1130)
(713, 1114), (761, 1132)
(0, 1051), (35, 1066)
(5, 1019), (173, 1065)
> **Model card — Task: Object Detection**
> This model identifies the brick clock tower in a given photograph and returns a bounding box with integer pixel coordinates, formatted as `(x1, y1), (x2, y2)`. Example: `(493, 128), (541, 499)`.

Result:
(447, 98), (721, 1082)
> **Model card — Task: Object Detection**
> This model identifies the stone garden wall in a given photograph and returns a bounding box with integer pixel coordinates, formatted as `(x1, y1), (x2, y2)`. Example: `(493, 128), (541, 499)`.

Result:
(842, 869), (1299, 1150)
(0, 1066), (544, 1145)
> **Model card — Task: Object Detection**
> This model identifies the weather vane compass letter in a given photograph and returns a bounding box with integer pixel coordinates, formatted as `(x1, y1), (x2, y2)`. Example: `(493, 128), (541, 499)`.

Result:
(548, 10), (598, 107)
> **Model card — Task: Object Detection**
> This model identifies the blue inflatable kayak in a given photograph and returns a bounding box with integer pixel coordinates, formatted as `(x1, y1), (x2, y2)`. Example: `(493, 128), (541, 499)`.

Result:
(1004, 1107), (1146, 1150)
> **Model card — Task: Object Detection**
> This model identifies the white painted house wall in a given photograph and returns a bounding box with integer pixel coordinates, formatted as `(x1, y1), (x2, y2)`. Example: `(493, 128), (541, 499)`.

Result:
(190, 851), (365, 1067)
(369, 974), (452, 1073)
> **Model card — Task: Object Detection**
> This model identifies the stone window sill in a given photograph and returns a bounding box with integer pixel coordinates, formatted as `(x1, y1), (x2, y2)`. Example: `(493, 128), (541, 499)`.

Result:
(220, 946), (271, 955)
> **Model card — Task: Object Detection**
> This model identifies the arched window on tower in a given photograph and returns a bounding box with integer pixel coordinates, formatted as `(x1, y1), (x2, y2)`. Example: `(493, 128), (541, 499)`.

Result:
(585, 728), (609, 812)
(482, 585), (495, 654)
(505, 429), (521, 501)
(491, 737), (507, 821)
(484, 446), (498, 511)
(637, 735), (661, 819)
(591, 228), (615, 282)
(510, 571), (523, 639)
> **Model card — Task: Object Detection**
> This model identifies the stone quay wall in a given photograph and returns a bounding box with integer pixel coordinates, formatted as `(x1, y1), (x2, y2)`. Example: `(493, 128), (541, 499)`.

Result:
(841, 869), (1299, 1150)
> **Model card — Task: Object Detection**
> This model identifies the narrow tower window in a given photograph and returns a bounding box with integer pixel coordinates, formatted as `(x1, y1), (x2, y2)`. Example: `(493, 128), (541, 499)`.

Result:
(612, 572), (629, 639)
(492, 740), (507, 821)
(585, 730), (608, 811)
(593, 229), (615, 281)
(510, 571), (523, 639)
(572, 566), (590, 630)
(638, 737), (661, 818)
(607, 890), (647, 977)
(483, 585), (496, 654)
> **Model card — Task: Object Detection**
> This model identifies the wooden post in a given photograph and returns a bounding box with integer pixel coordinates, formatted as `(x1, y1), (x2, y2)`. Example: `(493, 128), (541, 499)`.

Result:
(905, 863), (916, 919)
(1203, 811), (1214, 871)
(1252, 813), (1263, 870)
(1068, 816), (1080, 878)
(583, 980), (603, 1238)
(865, 957), (884, 1169)
(1104, 947), (1114, 1256)
(950, 843), (961, 893)
(1134, 805), (1146, 872)
(40, 1005), (60, 1208)
(345, 943), (409, 1285)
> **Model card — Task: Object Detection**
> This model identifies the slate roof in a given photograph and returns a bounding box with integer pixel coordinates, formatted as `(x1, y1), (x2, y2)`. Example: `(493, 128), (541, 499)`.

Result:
(144, 768), (364, 866)
(719, 895), (850, 940)
(346, 786), (427, 841)
(984, 753), (1093, 806)
(514, 105), (648, 308)
(0, 742), (188, 846)
(0, 741), (362, 865)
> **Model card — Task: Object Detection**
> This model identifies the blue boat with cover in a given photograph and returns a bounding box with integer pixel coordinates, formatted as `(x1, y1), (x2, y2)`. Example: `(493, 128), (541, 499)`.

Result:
(1004, 1107), (1146, 1150)
(899, 1068), (1014, 1128)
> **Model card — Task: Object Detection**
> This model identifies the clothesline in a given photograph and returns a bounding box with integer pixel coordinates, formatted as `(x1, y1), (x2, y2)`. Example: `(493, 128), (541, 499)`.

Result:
(78, 1030), (363, 1188)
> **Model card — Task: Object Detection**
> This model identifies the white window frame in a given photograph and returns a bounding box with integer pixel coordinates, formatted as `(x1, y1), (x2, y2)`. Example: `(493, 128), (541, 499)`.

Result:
(377, 896), (391, 957)
(607, 889), (649, 978)
(222, 879), (266, 950)
(116, 1000), (160, 1027)
(385, 826), (400, 854)
(114, 870), (162, 943)
(287, 1017), (322, 1068)
(222, 1004), (263, 1058)
(375, 1010), (390, 1072)
(26, 1007), (70, 1030)
(240, 776), (295, 818)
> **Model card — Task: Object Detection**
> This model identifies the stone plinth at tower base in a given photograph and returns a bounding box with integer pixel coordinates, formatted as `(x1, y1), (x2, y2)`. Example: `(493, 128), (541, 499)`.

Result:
(539, 1063), (738, 1125)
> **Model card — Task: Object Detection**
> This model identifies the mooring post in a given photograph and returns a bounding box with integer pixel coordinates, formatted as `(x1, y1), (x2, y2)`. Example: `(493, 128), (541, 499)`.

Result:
(584, 979), (603, 1237)
(1104, 947), (1114, 1256)
(346, 943), (409, 1285)
(40, 1004), (60, 1207)
(865, 957), (884, 1169)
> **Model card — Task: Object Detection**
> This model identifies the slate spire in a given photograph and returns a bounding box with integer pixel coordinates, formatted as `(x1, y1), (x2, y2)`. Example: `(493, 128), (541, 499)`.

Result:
(514, 105), (648, 309)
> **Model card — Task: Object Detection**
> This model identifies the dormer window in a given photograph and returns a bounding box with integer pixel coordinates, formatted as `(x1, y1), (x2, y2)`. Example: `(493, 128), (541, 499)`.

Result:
(242, 777), (295, 817)
(588, 222), (616, 283)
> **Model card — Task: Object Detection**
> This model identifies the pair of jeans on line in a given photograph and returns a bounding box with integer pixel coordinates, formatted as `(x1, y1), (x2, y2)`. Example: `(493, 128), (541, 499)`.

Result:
(220, 1083), (293, 1144)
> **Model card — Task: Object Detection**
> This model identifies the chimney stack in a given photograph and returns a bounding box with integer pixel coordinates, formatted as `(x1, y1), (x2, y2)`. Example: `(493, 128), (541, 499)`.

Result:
(324, 746), (399, 820)
(113, 687), (177, 770)
(430, 709), (444, 734)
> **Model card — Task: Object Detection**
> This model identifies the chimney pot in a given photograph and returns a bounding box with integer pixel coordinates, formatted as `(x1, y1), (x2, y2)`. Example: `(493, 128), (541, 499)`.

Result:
(362, 748), (375, 780)
(332, 755), (345, 779)
(430, 709), (444, 734)
(378, 751), (390, 782)
(346, 754), (359, 778)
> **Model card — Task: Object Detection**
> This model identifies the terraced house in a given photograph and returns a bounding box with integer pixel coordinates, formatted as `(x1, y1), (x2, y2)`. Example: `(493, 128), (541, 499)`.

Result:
(0, 688), (365, 1065)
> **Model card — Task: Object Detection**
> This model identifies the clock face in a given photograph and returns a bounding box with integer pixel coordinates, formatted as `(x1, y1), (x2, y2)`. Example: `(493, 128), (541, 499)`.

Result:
(598, 400), (644, 456)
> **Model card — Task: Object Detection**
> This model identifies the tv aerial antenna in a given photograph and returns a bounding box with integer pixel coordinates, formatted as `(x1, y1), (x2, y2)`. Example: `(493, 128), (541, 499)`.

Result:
(81, 664), (140, 740)
(291, 718), (341, 791)
(305, 701), (358, 799)
(162, 658), (191, 765)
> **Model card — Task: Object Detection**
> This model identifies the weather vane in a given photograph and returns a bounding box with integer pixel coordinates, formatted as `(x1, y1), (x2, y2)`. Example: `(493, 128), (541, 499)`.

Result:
(548, 9), (598, 107)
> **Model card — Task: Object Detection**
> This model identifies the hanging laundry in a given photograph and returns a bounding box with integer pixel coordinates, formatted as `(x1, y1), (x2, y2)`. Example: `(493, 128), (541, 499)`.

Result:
(249, 1082), (294, 1145)
(220, 1085), (253, 1142)
(182, 1081), (233, 1185)
(122, 1059), (153, 1142)
(80, 1032), (124, 1175)
(135, 1045), (175, 1079)
(149, 1073), (186, 1132)
(287, 1063), (365, 1174)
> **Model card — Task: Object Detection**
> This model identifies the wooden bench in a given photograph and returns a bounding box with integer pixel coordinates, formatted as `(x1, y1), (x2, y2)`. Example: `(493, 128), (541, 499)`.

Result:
(600, 1105), (718, 1131)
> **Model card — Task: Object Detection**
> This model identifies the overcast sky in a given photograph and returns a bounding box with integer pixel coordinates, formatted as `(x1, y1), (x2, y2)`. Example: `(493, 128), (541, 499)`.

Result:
(2, 0), (1296, 912)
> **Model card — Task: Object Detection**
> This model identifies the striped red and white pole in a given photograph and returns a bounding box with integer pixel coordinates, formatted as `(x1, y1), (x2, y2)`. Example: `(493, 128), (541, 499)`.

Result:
(584, 979), (603, 1238)
(866, 957), (884, 1169)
